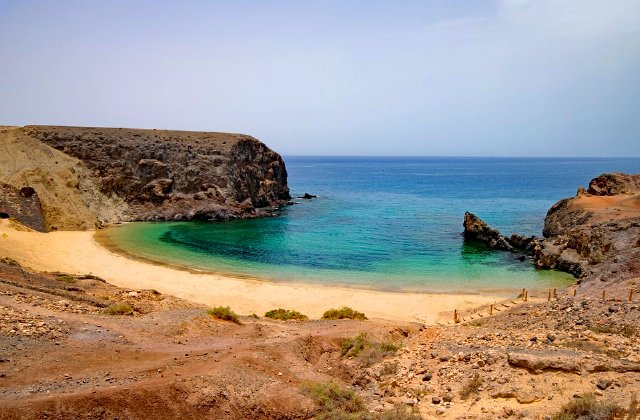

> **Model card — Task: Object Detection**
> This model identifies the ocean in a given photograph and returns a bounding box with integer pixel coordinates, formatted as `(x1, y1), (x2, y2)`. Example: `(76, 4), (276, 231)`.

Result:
(104, 157), (640, 294)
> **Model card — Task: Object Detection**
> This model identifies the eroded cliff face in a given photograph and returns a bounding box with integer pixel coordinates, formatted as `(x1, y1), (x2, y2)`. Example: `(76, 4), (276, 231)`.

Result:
(536, 173), (640, 284)
(0, 125), (290, 230)
(464, 173), (640, 289)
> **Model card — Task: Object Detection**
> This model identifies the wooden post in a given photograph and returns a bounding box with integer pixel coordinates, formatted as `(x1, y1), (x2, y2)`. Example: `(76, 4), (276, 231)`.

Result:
(521, 288), (525, 300)
(630, 289), (634, 302)
(548, 290), (551, 302)
(490, 304), (493, 315)
(573, 288), (577, 297)
(454, 309), (458, 324)
(553, 288), (557, 298)
(524, 290), (528, 302)
(602, 290), (606, 301)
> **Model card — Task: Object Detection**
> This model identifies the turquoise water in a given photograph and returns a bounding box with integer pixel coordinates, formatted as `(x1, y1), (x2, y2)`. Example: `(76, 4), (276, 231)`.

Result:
(105, 157), (639, 293)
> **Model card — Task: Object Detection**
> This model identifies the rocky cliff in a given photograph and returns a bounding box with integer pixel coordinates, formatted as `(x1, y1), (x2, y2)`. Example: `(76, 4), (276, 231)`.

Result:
(0, 125), (290, 231)
(464, 173), (640, 291)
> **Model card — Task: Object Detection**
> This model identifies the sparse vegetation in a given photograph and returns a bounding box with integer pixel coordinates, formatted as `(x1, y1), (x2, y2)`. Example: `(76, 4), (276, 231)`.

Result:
(552, 393), (625, 420)
(264, 308), (308, 321)
(342, 332), (369, 357)
(459, 373), (482, 400)
(103, 303), (133, 315)
(341, 332), (400, 367)
(375, 404), (423, 420)
(322, 307), (367, 320)
(561, 339), (606, 354)
(207, 306), (241, 324)
(381, 360), (399, 376)
(588, 323), (639, 338)
(304, 381), (365, 418)
(55, 274), (76, 283)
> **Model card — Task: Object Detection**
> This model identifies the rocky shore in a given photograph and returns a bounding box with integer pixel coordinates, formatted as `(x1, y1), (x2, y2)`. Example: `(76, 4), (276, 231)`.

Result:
(464, 173), (640, 297)
(0, 125), (290, 231)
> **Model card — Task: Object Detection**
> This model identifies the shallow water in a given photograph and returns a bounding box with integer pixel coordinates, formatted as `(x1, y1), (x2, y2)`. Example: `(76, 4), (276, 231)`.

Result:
(104, 157), (640, 293)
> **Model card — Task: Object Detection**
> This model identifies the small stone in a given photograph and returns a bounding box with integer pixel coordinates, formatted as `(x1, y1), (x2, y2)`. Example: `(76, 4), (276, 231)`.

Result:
(436, 407), (446, 415)
(529, 336), (538, 342)
(443, 393), (453, 402)
(432, 396), (441, 404)
(422, 373), (432, 382)
(546, 334), (556, 342)
(608, 306), (619, 313)
(596, 379), (611, 390)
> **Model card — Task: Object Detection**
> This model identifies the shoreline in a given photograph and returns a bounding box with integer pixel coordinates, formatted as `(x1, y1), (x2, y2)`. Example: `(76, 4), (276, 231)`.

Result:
(0, 220), (506, 323)
(95, 225), (543, 296)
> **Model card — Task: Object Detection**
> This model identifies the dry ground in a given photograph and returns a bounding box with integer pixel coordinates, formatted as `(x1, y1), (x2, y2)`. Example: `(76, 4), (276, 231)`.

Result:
(0, 259), (638, 419)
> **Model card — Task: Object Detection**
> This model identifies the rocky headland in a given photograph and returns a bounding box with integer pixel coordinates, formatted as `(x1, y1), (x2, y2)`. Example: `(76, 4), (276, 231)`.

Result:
(0, 125), (290, 231)
(464, 173), (640, 297)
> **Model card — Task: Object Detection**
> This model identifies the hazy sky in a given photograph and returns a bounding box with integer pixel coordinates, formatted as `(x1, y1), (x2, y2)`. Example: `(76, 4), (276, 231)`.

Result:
(1, 1), (639, 156)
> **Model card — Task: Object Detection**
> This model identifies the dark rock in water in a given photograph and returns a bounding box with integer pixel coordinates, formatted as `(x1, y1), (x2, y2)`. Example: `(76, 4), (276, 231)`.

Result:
(0, 182), (45, 232)
(515, 255), (526, 262)
(463, 212), (514, 251)
(298, 193), (317, 199)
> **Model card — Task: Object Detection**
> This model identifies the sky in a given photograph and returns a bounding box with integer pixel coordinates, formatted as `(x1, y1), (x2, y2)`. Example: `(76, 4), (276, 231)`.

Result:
(1, 0), (639, 156)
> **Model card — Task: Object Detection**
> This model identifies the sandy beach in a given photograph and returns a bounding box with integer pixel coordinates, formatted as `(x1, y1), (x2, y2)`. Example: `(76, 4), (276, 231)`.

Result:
(0, 220), (502, 323)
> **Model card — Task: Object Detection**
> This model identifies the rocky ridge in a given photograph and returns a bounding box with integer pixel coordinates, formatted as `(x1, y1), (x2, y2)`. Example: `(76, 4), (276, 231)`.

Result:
(0, 125), (290, 231)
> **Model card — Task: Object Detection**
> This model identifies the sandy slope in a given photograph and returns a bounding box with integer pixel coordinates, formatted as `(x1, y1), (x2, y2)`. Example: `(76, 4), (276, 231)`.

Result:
(0, 220), (501, 323)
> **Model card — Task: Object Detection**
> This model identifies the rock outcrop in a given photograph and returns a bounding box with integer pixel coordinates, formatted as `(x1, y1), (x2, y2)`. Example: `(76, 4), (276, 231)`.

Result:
(462, 212), (514, 251)
(465, 173), (640, 289)
(587, 172), (640, 196)
(0, 125), (290, 230)
(0, 183), (45, 231)
(536, 173), (640, 284)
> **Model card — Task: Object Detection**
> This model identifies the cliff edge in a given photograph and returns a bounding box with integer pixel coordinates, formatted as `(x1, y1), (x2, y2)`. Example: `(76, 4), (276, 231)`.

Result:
(0, 125), (290, 231)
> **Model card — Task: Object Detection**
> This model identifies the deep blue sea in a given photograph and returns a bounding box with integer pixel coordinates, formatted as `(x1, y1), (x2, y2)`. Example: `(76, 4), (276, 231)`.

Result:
(105, 157), (640, 293)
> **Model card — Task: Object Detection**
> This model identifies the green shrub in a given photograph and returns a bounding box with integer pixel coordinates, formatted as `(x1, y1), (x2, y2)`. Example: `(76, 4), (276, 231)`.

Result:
(207, 306), (241, 324)
(322, 307), (367, 320)
(552, 393), (624, 420)
(55, 274), (76, 283)
(376, 404), (423, 419)
(341, 332), (400, 367)
(304, 381), (365, 415)
(342, 332), (369, 357)
(264, 308), (308, 321)
(103, 303), (133, 315)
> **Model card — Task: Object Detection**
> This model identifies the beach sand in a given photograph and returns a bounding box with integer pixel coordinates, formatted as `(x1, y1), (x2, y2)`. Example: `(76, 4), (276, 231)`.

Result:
(0, 220), (502, 323)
